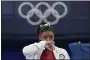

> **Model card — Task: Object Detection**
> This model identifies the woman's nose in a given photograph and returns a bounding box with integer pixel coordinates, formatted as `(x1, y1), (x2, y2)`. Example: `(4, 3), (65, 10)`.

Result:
(46, 38), (51, 41)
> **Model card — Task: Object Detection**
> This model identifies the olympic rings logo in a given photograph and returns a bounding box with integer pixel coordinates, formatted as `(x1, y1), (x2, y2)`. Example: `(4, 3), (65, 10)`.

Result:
(59, 54), (65, 59)
(18, 2), (68, 25)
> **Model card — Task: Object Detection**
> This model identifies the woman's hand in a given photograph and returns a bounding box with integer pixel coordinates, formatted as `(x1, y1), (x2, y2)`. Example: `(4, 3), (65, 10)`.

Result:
(45, 41), (55, 51)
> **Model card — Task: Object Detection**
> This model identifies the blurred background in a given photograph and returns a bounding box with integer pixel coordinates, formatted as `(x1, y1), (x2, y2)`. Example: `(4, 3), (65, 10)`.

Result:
(1, 1), (90, 60)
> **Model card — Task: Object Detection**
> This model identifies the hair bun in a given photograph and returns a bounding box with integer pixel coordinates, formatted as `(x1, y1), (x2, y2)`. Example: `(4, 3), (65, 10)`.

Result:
(37, 22), (53, 35)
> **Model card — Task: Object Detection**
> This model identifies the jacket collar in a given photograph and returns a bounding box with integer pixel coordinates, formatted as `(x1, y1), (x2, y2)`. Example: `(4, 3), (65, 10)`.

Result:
(53, 46), (59, 59)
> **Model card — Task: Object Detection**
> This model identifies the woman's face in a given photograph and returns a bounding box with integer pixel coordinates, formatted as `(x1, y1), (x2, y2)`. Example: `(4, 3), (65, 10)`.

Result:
(39, 31), (54, 41)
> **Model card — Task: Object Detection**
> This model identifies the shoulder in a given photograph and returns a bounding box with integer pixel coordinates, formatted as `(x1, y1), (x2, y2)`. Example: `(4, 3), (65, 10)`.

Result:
(55, 46), (68, 53)
(55, 46), (70, 59)
(55, 46), (65, 50)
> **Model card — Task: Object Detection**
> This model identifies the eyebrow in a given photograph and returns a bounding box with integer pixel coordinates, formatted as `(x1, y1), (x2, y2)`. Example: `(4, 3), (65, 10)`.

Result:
(44, 35), (54, 37)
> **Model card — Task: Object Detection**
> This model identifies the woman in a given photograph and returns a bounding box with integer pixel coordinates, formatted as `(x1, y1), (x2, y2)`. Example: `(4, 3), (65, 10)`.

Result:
(22, 22), (70, 60)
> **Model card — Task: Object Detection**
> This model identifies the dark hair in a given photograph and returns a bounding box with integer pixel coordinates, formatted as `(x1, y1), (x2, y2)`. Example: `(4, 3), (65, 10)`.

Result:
(37, 22), (54, 35)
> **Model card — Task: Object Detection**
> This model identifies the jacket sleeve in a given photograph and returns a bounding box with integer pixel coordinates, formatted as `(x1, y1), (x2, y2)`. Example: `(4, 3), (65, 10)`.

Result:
(22, 41), (46, 59)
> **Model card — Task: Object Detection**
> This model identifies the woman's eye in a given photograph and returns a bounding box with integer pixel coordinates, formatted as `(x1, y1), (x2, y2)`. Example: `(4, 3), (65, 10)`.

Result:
(51, 36), (53, 38)
(44, 36), (47, 39)
(50, 36), (54, 38)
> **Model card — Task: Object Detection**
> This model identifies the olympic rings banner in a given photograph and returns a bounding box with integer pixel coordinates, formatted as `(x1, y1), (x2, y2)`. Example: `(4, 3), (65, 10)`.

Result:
(2, 1), (90, 37)
(18, 2), (68, 25)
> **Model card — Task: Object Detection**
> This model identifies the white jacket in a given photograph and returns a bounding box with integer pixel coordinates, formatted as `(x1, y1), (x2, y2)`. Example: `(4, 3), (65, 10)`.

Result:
(22, 41), (70, 60)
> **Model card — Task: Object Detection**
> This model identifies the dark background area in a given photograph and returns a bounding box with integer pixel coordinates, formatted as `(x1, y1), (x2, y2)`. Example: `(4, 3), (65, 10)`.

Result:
(1, 1), (90, 60)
